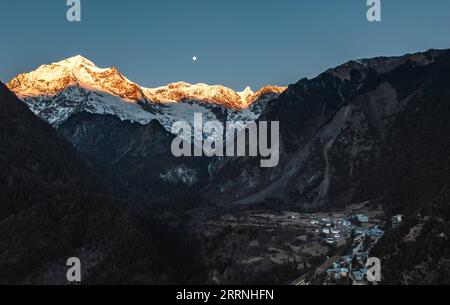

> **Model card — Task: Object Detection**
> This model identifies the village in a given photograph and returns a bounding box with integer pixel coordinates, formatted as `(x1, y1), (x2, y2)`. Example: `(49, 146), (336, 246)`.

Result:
(305, 211), (402, 285)
(283, 202), (403, 285)
(195, 200), (403, 285)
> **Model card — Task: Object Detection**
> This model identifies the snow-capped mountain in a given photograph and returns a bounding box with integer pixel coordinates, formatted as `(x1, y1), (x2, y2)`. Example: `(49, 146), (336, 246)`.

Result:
(7, 55), (286, 143)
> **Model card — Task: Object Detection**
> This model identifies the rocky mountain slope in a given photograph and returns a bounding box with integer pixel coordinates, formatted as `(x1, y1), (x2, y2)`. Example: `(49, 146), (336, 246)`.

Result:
(206, 49), (450, 209)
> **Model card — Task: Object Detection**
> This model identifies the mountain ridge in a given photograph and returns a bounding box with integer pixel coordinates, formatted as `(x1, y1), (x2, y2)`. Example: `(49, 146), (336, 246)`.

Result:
(7, 55), (286, 110)
(6, 56), (286, 147)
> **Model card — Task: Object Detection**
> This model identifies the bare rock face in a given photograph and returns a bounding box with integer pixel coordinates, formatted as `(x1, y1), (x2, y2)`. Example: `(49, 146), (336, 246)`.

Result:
(206, 49), (450, 210)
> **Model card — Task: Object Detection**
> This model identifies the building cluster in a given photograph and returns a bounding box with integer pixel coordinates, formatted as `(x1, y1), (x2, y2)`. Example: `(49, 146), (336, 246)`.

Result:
(310, 217), (350, 245)
(320, 213), (394, 284)
(310, 214), (379, 246)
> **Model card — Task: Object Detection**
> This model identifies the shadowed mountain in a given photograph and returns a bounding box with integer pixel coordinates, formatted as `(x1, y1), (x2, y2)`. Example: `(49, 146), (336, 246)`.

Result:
(206, 49), (450, 210)
(0, 82), (205, 284)
(59, 111), (210, 203)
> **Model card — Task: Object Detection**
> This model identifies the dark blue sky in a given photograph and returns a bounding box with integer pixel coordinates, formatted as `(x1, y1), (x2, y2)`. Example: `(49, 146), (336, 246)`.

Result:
(1, 0), (450, 90)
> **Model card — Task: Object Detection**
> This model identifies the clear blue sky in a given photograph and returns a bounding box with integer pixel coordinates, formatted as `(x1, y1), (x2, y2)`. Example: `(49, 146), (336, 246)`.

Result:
(1, 0), (450, 90)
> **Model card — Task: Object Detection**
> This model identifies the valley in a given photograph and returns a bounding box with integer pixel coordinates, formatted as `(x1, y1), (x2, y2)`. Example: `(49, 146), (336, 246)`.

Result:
(156, 199), (385, 285)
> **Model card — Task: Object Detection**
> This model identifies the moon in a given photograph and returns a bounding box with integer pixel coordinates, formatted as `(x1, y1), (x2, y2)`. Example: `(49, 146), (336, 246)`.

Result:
(192, 56), (197, 61)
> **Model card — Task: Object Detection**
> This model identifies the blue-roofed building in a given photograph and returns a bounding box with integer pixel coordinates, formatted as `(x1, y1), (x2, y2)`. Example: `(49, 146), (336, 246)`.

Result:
(356, 214), (369, 223)
(343, 255), (353, 263)
(352, 268), (367, 281)
(327, 266), (349, 279)
(352, 243), (363, 255)
(368, 227), (384, 237)
(340, 268), (349, 277)
(342, 220), (352, 227)
(355, 227), (368, 235)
